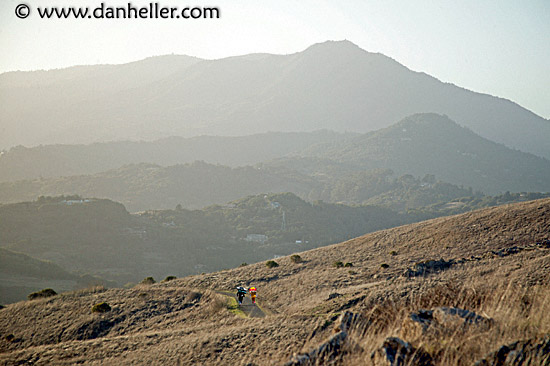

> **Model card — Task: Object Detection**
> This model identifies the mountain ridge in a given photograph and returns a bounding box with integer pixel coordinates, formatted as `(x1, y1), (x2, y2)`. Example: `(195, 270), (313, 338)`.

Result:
(1, 40), (549, 158)
(1, 114), (548, 210)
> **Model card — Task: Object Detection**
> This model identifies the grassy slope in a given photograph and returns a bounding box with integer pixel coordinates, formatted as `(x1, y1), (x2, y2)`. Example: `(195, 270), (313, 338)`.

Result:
(0, 198), (549, 365)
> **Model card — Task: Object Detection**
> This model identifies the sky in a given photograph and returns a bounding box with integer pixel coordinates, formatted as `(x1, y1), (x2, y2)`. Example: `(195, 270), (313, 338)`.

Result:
(0, 0), (549, 118)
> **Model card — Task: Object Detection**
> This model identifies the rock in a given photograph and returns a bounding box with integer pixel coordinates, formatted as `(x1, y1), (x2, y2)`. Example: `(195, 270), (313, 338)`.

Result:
(474, 335), (550, 366)
(432, 307), (492, 328)
(401, 307), (492, 339)
(371, 337), (433, 366)
(285, 311), (364, 366)
(327, 293), (343, 300)
(285, 332), (348, 366)
(403, 259), (454, 277)
(491, 246), (521, 257)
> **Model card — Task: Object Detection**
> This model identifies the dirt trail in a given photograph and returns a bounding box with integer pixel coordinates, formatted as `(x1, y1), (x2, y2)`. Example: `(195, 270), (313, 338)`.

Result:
(218, 290), (266, 318)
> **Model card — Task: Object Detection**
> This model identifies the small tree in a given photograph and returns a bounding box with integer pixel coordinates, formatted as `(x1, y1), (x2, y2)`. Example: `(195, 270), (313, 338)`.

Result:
(91, 302), (111, 313)
(290, 254), (303, 263)
(266, 260), (279, 268)
(140, 277), (156, 285)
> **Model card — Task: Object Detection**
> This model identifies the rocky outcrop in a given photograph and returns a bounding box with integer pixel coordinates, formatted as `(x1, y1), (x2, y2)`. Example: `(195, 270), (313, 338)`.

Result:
(285, 311), (364, 366)
(401, 307), (492, 339)
(371, 337), (433, 366)
(473, 335), (550, 366)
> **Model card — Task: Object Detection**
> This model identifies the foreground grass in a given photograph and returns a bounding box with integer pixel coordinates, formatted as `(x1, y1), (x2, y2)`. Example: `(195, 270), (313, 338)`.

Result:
(340, 280), (550, 365)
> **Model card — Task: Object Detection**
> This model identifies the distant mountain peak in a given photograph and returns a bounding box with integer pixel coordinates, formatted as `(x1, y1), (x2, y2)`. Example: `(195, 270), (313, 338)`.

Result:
(302, 39), (366, 55)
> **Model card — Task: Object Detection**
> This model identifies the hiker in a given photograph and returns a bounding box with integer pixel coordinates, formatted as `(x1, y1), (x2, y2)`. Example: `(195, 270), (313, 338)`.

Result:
(249, 286), (257, 304)
(236, 286), (247, 305)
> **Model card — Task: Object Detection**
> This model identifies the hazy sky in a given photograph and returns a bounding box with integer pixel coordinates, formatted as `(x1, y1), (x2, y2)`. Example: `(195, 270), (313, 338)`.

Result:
(1, 0), (549, 118)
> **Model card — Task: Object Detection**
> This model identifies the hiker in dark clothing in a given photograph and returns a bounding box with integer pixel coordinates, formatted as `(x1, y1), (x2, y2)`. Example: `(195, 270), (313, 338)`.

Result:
(236, 286), (247, 305)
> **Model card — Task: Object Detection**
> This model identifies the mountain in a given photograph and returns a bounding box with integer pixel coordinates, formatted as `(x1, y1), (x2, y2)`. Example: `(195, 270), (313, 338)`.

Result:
(0, 130), (352, 182)
(1, 198), (549, 365)
(1, 41), (549, 159)
(298, 113), (550, 194)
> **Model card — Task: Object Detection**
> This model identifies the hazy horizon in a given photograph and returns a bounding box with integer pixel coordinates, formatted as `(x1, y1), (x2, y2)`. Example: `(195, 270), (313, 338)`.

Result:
(1, 0), (549, 119)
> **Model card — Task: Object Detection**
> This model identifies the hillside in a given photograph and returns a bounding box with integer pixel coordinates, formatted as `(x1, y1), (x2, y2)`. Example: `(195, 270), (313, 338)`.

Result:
(1, 41), (549, 159)
(1, 199), (548, 365)
(299, 113), (550, 194)
(0, 248), (115, 305)
(0, 193), (408, 301)
(0, 131), (352, 182)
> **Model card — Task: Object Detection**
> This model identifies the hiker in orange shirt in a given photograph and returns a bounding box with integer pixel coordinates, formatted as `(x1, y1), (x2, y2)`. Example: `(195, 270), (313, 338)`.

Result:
(249, 286), (257, 304)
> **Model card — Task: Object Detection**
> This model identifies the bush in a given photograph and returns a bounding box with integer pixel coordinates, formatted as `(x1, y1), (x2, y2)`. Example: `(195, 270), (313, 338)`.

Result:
(266, 260), (279, 268)
(344, 262), (353, 267)
(28, 288), (57, 300)
(140, 277), (156, 285)
(162, 275), (177, 282)
(240, 262), (248, 267)
(380, 263), (390, 269)
(333, 261), (344, 268)
(390, 250), (398, 256)
(91, 302), (111, 313)
(290, 254), (303, 263)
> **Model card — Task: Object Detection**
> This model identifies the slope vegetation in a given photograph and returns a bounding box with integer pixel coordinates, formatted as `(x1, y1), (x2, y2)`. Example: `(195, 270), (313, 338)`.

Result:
(1, 199), (549, 365)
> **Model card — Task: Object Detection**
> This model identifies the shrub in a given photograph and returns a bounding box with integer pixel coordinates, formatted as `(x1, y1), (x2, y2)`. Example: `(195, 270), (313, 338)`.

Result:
(290, 254), (303, 263)
(380, 263), (390, 269)
(162, 275), (177, 282)
(91, 302), (111, 313)
(344, 262), (353, 267)
(185, 291), (201, 302)
(240, 262), (248, 267)
(140, 277), (156, 285)
(5, 334), (15, 342)
(390, 250), (398, 256)
(266, 260), (279, 268)
(333, 261), (344, 268)
(28, 288), (57, 300)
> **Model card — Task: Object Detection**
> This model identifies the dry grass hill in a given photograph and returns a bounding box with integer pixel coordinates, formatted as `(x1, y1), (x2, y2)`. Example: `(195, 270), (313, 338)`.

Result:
(1, 199), (549, 365)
